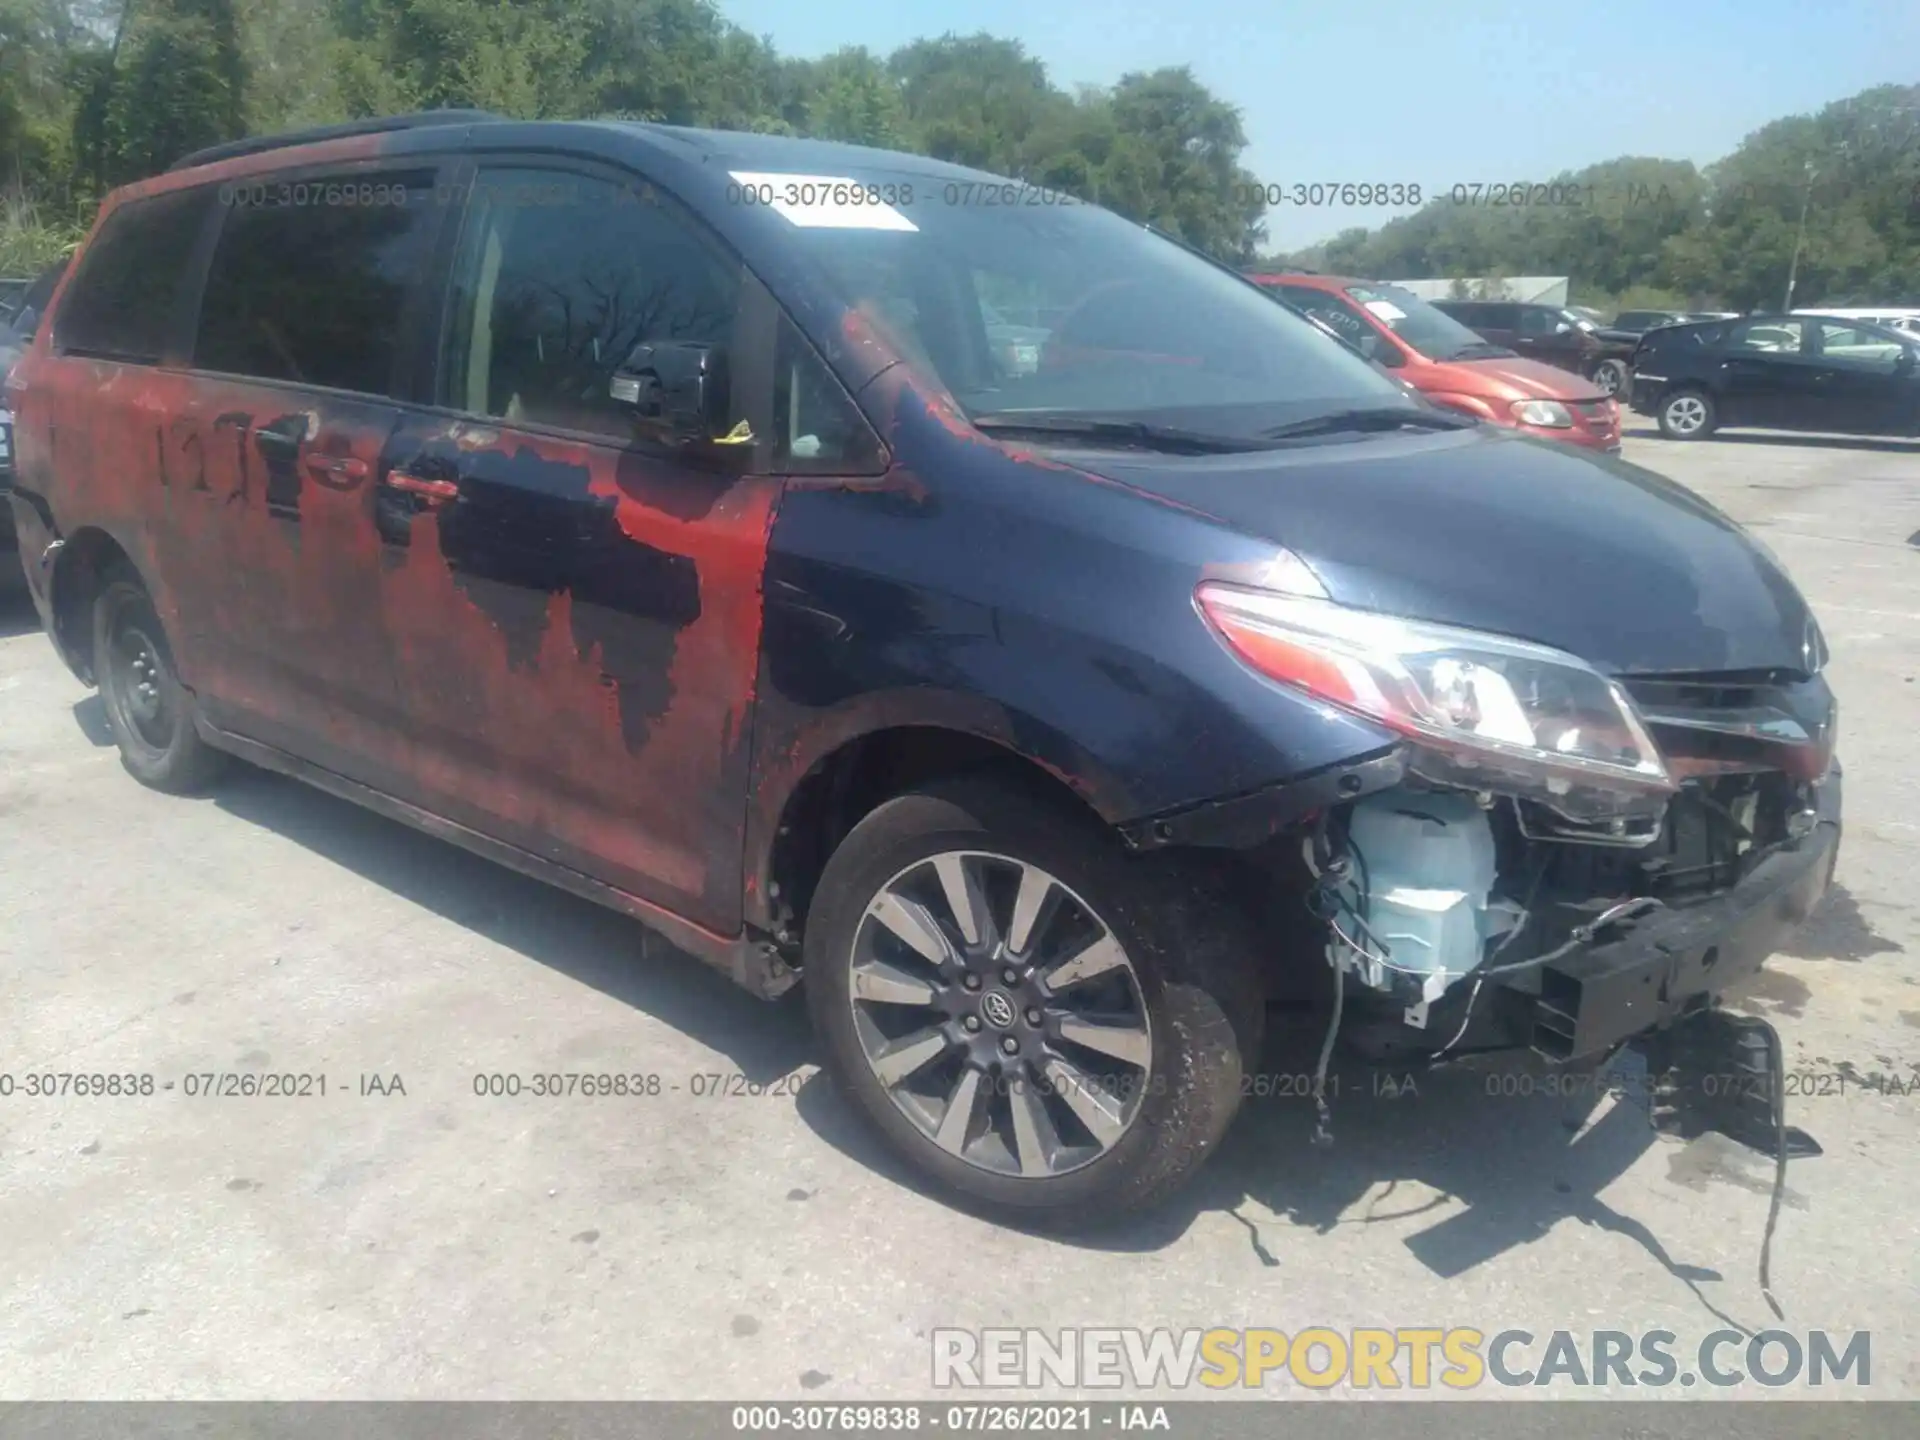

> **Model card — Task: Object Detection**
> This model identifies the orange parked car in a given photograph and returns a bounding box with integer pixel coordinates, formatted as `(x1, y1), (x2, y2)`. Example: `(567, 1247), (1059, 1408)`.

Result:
(1249, 273), (1621, 452)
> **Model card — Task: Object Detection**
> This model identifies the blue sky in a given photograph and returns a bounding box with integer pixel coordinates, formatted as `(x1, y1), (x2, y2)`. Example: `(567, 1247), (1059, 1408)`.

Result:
(718, 0), (1920, 248)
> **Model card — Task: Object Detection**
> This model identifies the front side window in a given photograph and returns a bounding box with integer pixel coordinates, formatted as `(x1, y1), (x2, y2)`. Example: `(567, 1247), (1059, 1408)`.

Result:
(1729, 319), (1808, 355)
(782, 183), (1404, 441)
(772, 314), (886, 473)
(441, 167), (742, 441)
(57, 188), (213, 363)
(1814, 320), (1909, 368)
(1518, 306), (1563, 336)
(194, 170), (439, 394)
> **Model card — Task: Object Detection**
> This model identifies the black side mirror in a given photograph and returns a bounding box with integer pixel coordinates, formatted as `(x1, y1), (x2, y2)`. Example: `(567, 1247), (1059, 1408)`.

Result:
(611, 340), (730, 444)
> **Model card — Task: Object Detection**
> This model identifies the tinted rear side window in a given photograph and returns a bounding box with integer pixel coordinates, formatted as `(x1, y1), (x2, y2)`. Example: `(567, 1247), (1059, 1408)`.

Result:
(56, 188), (213, 363)
(194, 171), (439, 395)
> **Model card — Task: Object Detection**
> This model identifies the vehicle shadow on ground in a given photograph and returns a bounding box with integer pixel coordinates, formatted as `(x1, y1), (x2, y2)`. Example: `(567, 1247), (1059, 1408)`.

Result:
(203, 763), (815, 1086)
(1621, 424), (1920, 453)
(793, 1020), (1775, 1336)
(147, 728), (1769, 1331)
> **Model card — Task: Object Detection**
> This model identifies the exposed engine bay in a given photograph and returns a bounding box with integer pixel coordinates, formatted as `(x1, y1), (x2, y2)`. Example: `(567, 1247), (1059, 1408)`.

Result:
(1293, 667), (1838, 1063)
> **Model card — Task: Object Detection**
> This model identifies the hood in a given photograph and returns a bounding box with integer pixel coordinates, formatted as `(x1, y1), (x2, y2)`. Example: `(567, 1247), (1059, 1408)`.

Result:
(1068, 426), (1819, 676)
(1411, 353), (1606, 402)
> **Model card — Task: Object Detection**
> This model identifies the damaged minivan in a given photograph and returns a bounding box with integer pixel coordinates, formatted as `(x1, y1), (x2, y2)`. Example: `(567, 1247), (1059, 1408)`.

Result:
(6, 113), (1840, 1219)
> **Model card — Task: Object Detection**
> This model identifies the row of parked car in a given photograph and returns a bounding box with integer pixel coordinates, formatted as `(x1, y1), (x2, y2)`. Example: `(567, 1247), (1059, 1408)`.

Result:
(1250, 271), (1920, 446)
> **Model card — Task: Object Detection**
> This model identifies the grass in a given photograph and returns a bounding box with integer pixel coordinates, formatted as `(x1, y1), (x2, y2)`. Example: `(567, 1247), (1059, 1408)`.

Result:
(0, 188), (91, 279)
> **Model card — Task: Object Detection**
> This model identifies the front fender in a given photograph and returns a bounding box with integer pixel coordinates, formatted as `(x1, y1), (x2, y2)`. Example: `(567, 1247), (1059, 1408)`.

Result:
(740, 446), (1401, 931)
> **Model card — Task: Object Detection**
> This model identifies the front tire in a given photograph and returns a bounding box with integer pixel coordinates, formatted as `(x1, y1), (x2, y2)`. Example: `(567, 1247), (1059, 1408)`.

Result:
(1657, 387), (1717, 440)
(804, 775), (1262, 1224)
(1592, 358), (1629, 397)
(93, 569), (228, 793)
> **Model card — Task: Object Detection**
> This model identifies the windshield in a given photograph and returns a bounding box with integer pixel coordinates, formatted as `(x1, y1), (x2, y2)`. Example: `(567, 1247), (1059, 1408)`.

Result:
(784, 183), (1409, 440)
(1340, 283), (1497, 362)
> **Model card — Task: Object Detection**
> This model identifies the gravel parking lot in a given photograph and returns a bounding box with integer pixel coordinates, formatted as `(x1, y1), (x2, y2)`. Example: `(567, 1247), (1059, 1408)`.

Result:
(2, 425), (1917, 1401)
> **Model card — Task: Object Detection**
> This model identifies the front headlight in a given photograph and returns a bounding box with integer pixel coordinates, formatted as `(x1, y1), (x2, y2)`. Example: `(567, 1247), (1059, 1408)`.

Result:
(1510, 398), (1573, 428)
(1196, 583), (1675, 820)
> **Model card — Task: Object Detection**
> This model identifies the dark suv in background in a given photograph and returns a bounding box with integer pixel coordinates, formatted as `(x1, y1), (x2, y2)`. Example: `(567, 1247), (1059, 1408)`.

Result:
(0, 262), (68, 564)
(1434, 299), (1640, 397)
(6, 113), (1843, 1222)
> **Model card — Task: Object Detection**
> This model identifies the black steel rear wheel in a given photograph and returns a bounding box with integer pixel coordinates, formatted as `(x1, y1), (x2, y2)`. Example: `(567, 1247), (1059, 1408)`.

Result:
(94, 570), (228, 793)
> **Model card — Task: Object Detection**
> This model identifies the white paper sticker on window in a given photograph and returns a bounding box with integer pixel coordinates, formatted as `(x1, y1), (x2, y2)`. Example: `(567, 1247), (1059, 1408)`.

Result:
(1363, 299), (1407, 321)
(728, 172), (918, 232)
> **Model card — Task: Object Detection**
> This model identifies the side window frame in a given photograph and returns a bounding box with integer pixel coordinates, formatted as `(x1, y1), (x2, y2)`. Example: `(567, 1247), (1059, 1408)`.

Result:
(422, 151), (887, 477)
(428, 154), (754, 447)
(53, 184), (223, 367)
(1727, 318), (1810, 357)
(187, 155), (460, 400)
(1517, 305), (1556, 336)
(1810, 319), (1903, 370)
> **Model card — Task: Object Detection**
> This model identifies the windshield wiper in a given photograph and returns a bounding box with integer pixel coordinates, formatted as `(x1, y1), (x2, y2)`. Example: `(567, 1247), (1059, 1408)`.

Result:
(1260, 406), (1474, 441)
(970, 415), (1279, 454)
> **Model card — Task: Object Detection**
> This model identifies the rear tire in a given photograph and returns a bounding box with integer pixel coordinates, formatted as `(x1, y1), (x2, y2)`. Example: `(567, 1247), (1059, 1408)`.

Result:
(93, 569), (228, 793)
(804, 774), (1262, 1225)
(1656, 387), (1717, 440)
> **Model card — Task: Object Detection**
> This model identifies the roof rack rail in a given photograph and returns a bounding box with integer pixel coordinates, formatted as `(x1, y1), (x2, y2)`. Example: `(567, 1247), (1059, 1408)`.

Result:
(169, 110), (504, 173)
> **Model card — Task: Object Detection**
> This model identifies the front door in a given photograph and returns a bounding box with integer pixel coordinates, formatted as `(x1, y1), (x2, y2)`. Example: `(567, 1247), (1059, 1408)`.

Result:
(181, 162), (450, 787)
(1805, 319), (1918, 435)
(376, 162), (783, 935)
(1714, 318), (1816, 429)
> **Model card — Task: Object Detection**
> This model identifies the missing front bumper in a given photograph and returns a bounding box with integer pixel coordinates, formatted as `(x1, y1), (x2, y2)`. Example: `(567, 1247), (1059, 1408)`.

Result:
(1523, 771), (1840, 1060)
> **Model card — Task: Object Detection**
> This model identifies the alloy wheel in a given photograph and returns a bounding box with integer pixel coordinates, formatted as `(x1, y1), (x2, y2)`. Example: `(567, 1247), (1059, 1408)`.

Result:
(846, 850), (1153, 1179)
(1594, 360), (1627, 396)
(1664, 394), (1707, 435)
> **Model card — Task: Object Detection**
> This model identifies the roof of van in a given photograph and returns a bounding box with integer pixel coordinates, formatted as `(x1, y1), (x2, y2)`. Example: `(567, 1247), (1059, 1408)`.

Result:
(605, 122), (998, 181)
(169, 110), (1006, 186)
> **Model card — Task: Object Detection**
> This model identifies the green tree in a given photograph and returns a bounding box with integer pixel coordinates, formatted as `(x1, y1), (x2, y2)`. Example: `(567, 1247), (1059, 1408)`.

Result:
(73, 0), (248, 188)
(796, 47), (903, 147)
(889, 33), (1067, 174)
(579, 0), (790, 130)
(331, 0), (590, 118)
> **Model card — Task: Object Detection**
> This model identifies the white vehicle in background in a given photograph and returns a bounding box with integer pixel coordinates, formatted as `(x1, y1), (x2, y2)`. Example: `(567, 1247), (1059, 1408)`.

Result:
(1793, 306), (1920, 336)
